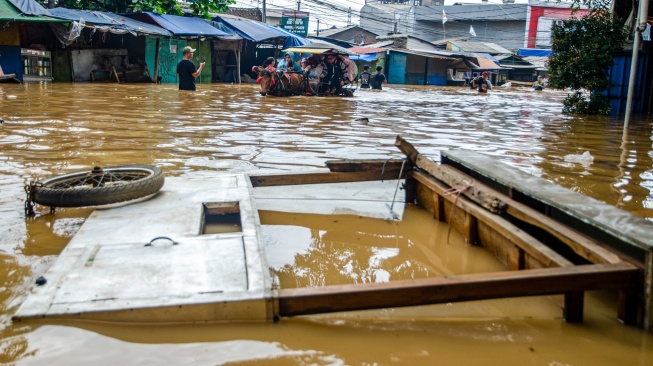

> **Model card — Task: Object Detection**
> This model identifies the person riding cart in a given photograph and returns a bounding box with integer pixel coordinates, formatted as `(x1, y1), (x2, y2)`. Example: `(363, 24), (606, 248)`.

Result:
(319, 53), (342, 95)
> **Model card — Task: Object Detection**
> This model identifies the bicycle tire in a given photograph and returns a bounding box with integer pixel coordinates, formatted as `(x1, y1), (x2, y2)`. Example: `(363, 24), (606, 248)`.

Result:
(32, 165), (165, 208)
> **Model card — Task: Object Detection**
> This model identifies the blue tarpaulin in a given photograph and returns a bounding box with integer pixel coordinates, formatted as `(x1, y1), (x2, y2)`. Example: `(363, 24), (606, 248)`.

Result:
(7, 0), (50, 16)
(518, 48), (552, 57)
(350, 53), (377, 62)
(141, 12), (240, 39)
(260, 22), (311, 48)
(214, 16), (284, 42)
(49, 8), (171, 36)
(214, 15), (310, 48)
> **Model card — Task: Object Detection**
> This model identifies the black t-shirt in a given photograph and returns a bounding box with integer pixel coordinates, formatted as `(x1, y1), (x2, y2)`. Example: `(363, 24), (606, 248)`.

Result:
(371, 72), (386, 90)
(359, 71), (371, 88)
(176, 59), (197, 91)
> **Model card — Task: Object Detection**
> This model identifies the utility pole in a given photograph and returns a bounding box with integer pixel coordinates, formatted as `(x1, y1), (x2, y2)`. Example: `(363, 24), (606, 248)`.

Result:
(624, 0), (649, 129)
(262, 0), (266, 24)
(348, 7), (351, 24)
(317, 19), (320, 36)
(297, 0), (301, 11)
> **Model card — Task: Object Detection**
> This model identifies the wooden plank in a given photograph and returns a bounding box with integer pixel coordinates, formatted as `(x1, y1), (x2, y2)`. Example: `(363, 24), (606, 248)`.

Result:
(325, 159), (408, 173)
(435, 163), (622, 265)
(394, 135), (420, 162)
(395, 136), (506, 214)
(412, 171), (572, 268)
(250, 170), (407, 187)
(277, 262), (638, 318)
(504, 201), (623, 264)
(395, 136), (622, 265)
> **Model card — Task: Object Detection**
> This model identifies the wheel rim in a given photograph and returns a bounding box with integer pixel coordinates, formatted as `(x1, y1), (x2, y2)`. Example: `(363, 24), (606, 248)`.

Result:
(40, 166), (156, 190)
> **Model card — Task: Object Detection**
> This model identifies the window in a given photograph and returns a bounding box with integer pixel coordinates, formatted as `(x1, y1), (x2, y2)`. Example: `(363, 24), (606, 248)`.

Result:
(536, 17), (564, 47)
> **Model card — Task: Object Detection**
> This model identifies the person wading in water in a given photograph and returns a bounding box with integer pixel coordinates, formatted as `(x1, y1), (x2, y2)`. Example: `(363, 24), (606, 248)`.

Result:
(176, 46), (205, 91)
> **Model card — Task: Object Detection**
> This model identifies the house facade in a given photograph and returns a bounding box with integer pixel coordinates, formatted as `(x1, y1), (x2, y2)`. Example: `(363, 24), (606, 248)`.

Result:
(361, 0), (586, 52)
(309, 25), (378, 45)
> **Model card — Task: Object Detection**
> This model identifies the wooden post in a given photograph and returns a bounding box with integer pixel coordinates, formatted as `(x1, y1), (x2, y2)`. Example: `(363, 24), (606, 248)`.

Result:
(432, 192), (444, 221)
(617, 288), (639, 325)
(153, 38), (160, 84)
(645, 251), (653, 331)
(563, 291), (584, 323)
(464, 212), (477, 245)
(509, 246), (525, 271)
(404, 175), (417, 205)
(235, 42), (241, 84)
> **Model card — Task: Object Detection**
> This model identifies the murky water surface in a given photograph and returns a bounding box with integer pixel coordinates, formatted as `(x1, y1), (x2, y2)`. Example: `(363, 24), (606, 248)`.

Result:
(1, 83), (652, 365)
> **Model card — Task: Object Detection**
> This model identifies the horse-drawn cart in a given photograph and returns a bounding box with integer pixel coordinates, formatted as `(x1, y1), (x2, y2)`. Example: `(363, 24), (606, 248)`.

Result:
(253, 42), (359, 97)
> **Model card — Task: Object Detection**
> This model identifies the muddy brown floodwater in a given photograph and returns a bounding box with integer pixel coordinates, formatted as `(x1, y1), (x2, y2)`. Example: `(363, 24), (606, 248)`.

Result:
(1, 82), (652, 365)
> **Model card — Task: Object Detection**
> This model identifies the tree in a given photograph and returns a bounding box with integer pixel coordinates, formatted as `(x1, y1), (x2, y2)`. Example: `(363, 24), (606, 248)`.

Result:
(548, 0), (629, 114)
(43, 0), (234, 18)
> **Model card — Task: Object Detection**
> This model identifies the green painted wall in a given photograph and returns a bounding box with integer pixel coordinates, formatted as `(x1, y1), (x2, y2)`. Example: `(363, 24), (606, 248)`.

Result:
(145, 38), (212, 84)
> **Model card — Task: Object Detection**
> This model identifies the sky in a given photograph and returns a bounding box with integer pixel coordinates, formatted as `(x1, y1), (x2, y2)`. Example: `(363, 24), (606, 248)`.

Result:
(233, 0), (531, 33)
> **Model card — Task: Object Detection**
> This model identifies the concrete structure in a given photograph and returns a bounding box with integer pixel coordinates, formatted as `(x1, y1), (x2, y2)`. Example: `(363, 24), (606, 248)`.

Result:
(361, 0), (586, 52)
(14, 175), (403, 322)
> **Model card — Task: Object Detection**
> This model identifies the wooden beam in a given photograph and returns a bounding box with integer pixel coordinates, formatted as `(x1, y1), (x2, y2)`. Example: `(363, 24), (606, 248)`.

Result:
(437, 163), (622, 265)
(412, 171), (572, 268)
(395, 136), (622, 265)
(503, 199), (623, 264)
(325, 159), (408, 173)
(250, 169), (408, 187)
(277, 262), (638, 319)
(395, 136), (506, 214)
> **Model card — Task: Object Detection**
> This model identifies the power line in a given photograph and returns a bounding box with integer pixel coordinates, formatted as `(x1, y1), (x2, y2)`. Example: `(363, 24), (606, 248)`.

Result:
(236, 1), (577, 45)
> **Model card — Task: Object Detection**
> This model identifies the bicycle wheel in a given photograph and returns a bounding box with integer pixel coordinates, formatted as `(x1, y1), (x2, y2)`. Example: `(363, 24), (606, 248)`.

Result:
(32, 165), (165, 208)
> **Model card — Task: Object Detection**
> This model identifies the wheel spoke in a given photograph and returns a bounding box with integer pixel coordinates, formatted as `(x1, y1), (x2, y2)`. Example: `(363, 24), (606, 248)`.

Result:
(46, 170), (151, 189)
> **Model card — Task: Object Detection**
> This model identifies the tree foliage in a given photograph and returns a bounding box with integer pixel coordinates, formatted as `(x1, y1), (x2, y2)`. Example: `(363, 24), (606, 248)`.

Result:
(548, 1), (629, 114)
(43, 0), (234, 18)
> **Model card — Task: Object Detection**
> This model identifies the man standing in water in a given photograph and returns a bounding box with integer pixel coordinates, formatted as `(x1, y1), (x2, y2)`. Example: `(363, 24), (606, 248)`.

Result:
(359, 65), (372, 89)
(371, 66), (387, 90)
(473, 71), (492, 93)
(176, 46), (205, 91)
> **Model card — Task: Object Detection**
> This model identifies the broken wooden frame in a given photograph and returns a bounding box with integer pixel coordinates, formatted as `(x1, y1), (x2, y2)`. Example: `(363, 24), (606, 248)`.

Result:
(250, 136), (646, 327)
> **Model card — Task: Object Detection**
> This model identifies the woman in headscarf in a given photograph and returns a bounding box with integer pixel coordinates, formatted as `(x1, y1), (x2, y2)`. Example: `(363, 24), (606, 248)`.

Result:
(278, 52), (302, 72)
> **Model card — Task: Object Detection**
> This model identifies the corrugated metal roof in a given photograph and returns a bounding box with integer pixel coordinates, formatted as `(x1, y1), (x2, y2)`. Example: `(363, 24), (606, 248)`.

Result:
(361, 40), (394, 49)
(523, 56), (549, 70)
(413, 4), (528, 22)
(473, 56), (502, 70)
(310, 24), (378, 38)
(387, 48), (460, 63)
(312, 25), (357, 37)
(448, 41), (512, 55)
(348, 46), (386, 54)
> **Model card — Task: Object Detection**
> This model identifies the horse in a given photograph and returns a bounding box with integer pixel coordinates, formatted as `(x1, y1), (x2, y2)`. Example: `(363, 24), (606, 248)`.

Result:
(252, 66), (308, 96)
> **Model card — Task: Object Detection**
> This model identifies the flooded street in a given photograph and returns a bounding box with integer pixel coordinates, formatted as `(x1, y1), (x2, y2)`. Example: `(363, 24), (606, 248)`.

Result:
(1, 82), (652, 365)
